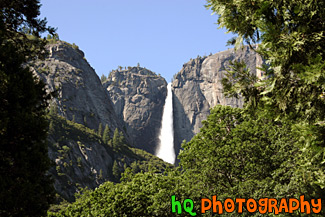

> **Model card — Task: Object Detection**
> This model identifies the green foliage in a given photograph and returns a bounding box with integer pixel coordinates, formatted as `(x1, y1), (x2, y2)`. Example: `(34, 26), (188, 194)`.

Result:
(100, 74), (107, 83)
(0, 1), (56, 216)
(48, 114), (100, 145)
(112, 128), (125, 150)
(48, 169), (190, 217)
(112, 160), (120, 181)
(97, 122), (103, 137)
(49, 101), (59, 116)
(102, 124), (110, 144)
(208, 0), (325, 123)
(46, 1), (325, 216)
(47, 33), (60, 44)
(204, 0), (325, 215)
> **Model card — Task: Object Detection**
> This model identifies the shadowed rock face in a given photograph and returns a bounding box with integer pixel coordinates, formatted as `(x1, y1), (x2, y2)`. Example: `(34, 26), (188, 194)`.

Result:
(103, 67), (167, 154)
(32, 41), (133, 200)
(172, 46), (262, 158)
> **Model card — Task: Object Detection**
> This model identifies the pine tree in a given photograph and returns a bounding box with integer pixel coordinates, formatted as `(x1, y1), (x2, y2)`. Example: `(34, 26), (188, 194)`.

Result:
(208, 0), (325, 206)
(112, 128), (122, 150)
(0, 1), (55, 216)
(102, 124), (110, 144)
(100, 74), (107, 83)
(97, 123), (103, 138)
(112, 160), (120, 181)
(119, 131), (126, 147)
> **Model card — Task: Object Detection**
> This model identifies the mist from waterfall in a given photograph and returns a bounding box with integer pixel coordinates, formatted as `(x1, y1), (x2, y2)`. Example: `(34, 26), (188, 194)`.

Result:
(156, 83), (175, 164)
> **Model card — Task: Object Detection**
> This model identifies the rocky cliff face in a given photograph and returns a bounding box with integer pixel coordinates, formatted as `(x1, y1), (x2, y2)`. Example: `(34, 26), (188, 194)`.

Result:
(31, 41), (263, 200)
(33, 41), (124, 137)
(172, 46), (262, 155)
(31, 42), (172, 201)
(46, 114), (170, 201)
(103, 67), (167, 154)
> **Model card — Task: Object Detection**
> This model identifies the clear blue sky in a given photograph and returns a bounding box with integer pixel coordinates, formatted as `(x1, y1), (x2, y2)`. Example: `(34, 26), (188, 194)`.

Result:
(40, 0), (234, 82)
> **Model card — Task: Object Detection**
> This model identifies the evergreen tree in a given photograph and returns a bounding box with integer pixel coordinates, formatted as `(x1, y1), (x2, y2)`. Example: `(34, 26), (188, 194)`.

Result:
(112, 128), (123, 150)
(0, 1), (55, 216)
(97, 123), (103, 138)
(49, 101), (58, 116)
(207, 0), (325, 123)
(112, 160), (120, 181)
(102, 124), (110, 144)
(100, 74), (107, 83)
(208, 0), (325, 207)
(118, 131), (126, 147)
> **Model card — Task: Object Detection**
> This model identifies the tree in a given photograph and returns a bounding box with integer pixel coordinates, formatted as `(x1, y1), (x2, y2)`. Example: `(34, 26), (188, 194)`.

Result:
(112, 160), (120, 181)
(102, 124), (110, 145)
(119, 130), (126, 147)
(47, 168), (189, 217)
(207, 0), (325, 123)
(97, 122), (103, 138)
(100, 74), (107, 83)
(112, 128), (124, 150)
(0, 1), (55, 216)
(207, 0), (325, 208)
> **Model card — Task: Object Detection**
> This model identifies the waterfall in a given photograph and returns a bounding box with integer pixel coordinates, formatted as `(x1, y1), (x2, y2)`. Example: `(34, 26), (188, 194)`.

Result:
(156, 83), (175, 164)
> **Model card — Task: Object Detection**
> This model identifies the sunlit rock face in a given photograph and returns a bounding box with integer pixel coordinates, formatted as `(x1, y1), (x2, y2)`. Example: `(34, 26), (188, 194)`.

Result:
(33, 41), (129, 201)
(172, 46), (263, 159)
(104, 67), (167, 154)
(33, 41), (124, 136)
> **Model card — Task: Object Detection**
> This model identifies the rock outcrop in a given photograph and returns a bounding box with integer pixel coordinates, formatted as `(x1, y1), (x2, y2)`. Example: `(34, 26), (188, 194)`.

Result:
(47, 115), (169, 201)
(31, 42), (172, 201)
(33, 41), (125, 138)
(103, 67), (167, 154)
(172, 46), (263, 156)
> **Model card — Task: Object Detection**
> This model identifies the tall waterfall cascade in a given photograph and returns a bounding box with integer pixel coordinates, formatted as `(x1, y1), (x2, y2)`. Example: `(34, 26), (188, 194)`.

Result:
(156, 83), (175, 164)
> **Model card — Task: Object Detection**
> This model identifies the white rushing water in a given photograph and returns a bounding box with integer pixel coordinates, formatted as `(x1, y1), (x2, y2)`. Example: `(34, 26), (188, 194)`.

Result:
(156, 83), (175, 164)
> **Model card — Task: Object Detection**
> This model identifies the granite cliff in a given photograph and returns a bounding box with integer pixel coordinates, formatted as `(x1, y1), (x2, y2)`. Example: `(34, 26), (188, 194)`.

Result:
(33, 41), (125, 136)
(31, 40), (262, 200)
(172, 46), (263, 156)
(32, 41), (169, 201)
(103, 67), (167, 154)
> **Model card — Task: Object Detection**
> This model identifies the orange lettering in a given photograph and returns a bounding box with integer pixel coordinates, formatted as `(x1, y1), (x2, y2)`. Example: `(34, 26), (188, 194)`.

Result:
(268, 198), (279, 214)
(300, 195), (311, 214)
(236, 198), (245, 213)
(311, 199), (322, 213)
(278, 198), (289, 213)
(289, 198), (299, 213)
(258, 198), (268, 214)
(201, 198), (211, 214)
(246, 198), (257, 213)
(224, 199), (235, 213)
(212, 195), (223, 214)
